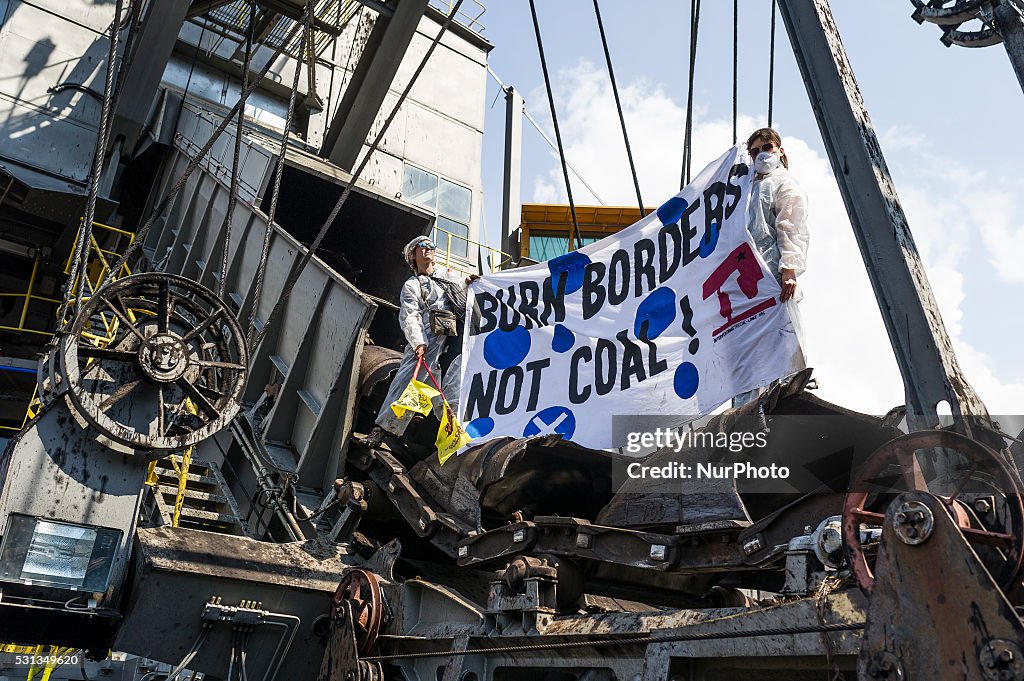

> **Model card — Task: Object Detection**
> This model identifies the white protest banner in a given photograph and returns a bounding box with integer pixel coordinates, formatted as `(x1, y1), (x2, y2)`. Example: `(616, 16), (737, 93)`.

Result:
(460, 144), (805, 450)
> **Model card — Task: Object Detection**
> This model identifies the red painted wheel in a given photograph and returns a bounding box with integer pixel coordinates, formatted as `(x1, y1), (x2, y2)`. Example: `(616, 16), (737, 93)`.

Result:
(333, 568), (384, 656)
(843, 430), (1024, 594)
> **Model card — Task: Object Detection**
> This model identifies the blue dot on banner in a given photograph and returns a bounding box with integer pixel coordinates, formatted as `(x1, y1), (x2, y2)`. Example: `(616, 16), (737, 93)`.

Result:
(674, 362), (700, 399)
(466, 417), (494, 439)
(547, 251), (591, 296)
(523, 405), (576, 439)
(656, 196), (689, 225)
(634, 287), (677, 340)
(700, 220), (719, 258)
(552, 324), (575, 353)
(483, 325), (532, 370)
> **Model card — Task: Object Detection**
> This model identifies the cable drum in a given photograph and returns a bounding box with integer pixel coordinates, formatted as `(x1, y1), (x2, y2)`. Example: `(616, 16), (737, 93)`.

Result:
(60, 273), (247, 452)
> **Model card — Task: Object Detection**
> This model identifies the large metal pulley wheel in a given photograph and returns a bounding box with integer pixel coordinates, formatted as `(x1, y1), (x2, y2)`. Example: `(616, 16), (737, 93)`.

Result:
(910, 0), (1003, 48)
(332, 568), (384, 656)
(843, 429), (1024, 594)
(61, 273), (247, 451)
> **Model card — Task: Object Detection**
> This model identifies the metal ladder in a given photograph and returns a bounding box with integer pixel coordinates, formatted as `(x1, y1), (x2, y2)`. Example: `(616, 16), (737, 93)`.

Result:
(146, 454), (250, 536)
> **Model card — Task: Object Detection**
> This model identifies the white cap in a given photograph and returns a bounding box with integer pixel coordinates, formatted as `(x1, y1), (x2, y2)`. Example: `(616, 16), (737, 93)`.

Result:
(403, 235), (433, 263)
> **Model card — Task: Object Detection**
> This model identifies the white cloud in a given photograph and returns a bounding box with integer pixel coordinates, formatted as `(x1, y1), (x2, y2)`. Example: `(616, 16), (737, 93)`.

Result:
(525, 59), (1024, 416)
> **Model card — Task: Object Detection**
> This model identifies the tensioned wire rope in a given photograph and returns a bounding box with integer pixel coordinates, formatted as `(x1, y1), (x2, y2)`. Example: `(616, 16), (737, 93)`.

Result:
(100, 12), (314, 289)
(246, 1), (315, 346)
(217, 0), (259, 299)
(527, 0), (584, 254)
(485, 66), (607, 207)
(768, 0), (777, 127)
(680, 0), (700, 188)
(247, 0), (466, 351)
(681, 0), (750, 185)
(58, 0), (127, 331)
(732, 0), (739, 145)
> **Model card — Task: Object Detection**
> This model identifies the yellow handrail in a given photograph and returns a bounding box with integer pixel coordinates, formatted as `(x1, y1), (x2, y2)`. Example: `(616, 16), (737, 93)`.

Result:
(0, 253), (60, 336)
(433, 225), (512, 275)
(1, 220), (137, 433)
(0, 222), (135, 338)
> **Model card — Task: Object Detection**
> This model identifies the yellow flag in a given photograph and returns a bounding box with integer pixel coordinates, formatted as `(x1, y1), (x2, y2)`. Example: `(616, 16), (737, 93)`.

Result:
(390, 379), (441, 419)
(436, 401), (471, 465)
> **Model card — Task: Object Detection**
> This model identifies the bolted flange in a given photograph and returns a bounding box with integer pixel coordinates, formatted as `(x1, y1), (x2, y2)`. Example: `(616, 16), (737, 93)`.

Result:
(893, 500), (935, 545)
(138, 332), (192, 383)
(980, 639), (1024, 681)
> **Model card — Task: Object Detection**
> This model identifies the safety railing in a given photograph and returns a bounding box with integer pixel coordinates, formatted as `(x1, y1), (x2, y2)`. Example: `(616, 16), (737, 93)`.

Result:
(0, 221), (135, 339)
(0, 253), (60, 337)
(428, 0), (486, 34)
(433, 225), (512, 275)
(62, 221), (137, 347)
(63, 220), (135, 294)
(0, 221), (137, 434)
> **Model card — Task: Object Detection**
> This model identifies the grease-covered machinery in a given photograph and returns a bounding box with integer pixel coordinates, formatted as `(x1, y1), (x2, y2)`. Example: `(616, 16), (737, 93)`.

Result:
(2, 1), (1024, 680)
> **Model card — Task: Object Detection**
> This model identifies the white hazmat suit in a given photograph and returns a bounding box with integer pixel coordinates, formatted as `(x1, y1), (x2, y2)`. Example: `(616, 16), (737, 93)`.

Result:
(374, 268), (465, 436)
(732, 157), (810, 407)
(746, 163), (810, 301)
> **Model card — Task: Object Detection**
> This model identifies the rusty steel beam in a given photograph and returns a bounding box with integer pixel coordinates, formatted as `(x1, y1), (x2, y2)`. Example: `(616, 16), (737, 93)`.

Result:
(776, 0), (990, 428)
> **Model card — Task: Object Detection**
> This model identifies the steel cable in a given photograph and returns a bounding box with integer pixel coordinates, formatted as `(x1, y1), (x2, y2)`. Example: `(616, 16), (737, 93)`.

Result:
(363, 621), (863, 662)
(239, 632), (251, 681)
(164, 627), (210, 680)
(226, 631), (237, 681)
(681, 0), (701, 188)
(249, 0), (466, 351)
(58, 0), (126, 330)
(486, 67), (606, 205)
(527, 0), (583, 252)
(167, 18), (209, 165)
(112, 0), (141, 105)
(101, 15), (310, 288)
(592, 0), (644, 215)
(217, 0), (259, 298)
(246, 0), (315, 347)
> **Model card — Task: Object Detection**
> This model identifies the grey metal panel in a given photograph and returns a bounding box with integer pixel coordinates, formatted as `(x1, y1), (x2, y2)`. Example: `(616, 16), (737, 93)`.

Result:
(0, 0), (115, 182)
(147, 153), (196, 263)
(392, 16), (489, 132)
(115, 526), (351, 681)
(110, 0), (190, 152)
(0, 396), (149, 604)
(12, 0), (115, 33)
(148, 106), (377, 493)
(0, 161), (116, 225)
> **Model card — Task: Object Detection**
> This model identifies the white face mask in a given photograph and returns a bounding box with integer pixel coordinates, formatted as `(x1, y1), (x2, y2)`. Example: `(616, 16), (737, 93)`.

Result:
(754, 151), (780, 175)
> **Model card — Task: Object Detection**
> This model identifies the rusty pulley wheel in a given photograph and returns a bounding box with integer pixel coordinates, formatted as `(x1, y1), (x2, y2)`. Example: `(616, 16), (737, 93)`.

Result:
(333, 568), (384, 656)
(61, 273), (247, 451)
(843, 429), (1024, 595)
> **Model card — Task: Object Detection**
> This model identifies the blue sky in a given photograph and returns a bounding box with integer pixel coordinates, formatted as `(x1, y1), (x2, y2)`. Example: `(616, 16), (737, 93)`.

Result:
(472, 0), (1024, 415)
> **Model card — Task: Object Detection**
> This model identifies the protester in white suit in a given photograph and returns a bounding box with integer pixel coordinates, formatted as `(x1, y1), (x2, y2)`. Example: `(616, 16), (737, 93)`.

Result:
(734, 127), (810, 407)
(364, 236), (475, 447)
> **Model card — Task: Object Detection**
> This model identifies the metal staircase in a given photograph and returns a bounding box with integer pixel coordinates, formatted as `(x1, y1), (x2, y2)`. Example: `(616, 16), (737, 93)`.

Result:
(146, 454), (250, 536)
